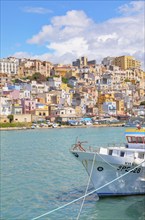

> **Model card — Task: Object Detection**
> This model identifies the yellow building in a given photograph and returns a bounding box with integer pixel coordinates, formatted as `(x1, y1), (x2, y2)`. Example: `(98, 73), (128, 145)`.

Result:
(35, 105), (49, 118)
(113, 56), (141, 70)
(53, 66), (73, 77)
(116, 100), (125, 115)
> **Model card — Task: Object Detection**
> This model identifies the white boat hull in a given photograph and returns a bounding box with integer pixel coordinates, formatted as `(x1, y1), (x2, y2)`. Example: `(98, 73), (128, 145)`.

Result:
(71, 151), (145, 196)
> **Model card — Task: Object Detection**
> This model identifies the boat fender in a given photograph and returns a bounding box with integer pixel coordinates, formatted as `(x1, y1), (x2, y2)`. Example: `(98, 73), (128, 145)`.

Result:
(97, 166), (104, 171)
(72, 152), (79, 158)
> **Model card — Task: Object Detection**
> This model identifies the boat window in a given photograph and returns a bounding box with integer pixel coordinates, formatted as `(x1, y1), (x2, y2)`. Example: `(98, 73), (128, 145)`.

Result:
(137, 137), (143, 143)
(127, 136), (132, 143)
(138, 153), (144, 159)
(109, 150), (113, 155)
(131, 136), (136, 143)
(120, 151), (125, 157)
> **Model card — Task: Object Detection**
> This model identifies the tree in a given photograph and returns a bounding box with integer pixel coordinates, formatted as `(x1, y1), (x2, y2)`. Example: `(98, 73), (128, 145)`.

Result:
(124, 78), (130, 82)
(140, 101), (145, 105)
(31, 72), (46, 82)
(7, 114), (14, 123)
(62, 77), (68, 84)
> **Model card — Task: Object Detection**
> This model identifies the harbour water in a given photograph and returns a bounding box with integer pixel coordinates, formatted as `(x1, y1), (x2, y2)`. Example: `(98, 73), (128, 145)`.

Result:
(1, 127), (145, 220)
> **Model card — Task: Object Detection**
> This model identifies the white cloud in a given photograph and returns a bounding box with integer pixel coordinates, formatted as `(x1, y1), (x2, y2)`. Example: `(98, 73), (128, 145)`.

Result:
(23, 7), (52, 14)
(48, 37), (89, 56)
(118, 1), (144, 15)
(51, 10), (93, 27)
(14, 1), (144, 68)
(12, 52), (32, 58)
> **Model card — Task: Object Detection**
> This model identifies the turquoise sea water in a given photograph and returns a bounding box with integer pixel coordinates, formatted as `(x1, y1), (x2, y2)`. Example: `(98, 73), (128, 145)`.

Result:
(1, 127), (145, 220)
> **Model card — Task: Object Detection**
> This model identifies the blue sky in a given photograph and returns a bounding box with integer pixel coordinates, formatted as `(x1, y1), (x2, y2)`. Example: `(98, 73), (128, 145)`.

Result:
(1, 1), (144, 67)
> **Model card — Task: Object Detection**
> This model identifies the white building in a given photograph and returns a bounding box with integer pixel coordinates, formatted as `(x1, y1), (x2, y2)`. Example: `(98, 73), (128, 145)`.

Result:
(0, 96), (12, 115)
(47, 77), (62, 88)
(102, 102), (117, 115)
(0, 57), (19, 75)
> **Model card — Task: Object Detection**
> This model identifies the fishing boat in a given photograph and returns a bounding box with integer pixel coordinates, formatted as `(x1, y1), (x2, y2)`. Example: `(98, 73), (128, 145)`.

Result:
(70, 126), (145, 196)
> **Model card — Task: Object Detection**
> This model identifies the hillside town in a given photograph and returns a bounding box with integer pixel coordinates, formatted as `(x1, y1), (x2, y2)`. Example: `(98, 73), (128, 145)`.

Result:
(0, 55), (145, 126)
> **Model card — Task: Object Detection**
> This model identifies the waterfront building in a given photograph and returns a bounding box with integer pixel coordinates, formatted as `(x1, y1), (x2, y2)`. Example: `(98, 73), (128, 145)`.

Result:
(50, 106), (76, 119)
(0, 96), (12, 115)
(13, 114), (32, 122)
(21, 99), (36, 114)
(12, 103), (23, 115)
(35, 103), (49, 118)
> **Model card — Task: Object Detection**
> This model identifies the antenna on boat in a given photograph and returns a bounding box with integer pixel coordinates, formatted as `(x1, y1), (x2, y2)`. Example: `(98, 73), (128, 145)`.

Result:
(75, 136), (78, 144)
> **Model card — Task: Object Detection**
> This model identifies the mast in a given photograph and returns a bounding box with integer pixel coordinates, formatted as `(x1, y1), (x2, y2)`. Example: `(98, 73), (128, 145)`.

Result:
(97, 78), (101, 119)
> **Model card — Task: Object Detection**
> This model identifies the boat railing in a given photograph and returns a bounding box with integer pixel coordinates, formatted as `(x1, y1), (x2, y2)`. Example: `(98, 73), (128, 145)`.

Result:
(71, 142), (125, 153)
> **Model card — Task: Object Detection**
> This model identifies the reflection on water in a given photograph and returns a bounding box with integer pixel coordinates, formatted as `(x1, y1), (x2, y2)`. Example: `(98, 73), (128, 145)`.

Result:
(126, 197), (145, 220)
(56, 186), (98, 205)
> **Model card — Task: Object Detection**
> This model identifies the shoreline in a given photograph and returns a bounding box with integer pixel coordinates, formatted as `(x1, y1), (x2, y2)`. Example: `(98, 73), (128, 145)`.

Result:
(0, 123), (124, 131)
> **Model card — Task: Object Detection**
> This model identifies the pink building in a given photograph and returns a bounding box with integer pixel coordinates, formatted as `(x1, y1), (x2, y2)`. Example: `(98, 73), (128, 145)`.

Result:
(21, 99), (36, 114)
(9, 90), (20, 100)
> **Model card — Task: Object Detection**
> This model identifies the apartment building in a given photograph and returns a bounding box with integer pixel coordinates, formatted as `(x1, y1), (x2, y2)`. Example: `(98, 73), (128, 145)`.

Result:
(21, 99), (36, 114)
(102, 56), (115, 66)
(0, 57), (19, 75)
(33, 60), (52, 77)
(17, 59), (52, 77)
(113, 56), (141, 70)
(0, 73), (12, 88)
(72, 56), (88, 67)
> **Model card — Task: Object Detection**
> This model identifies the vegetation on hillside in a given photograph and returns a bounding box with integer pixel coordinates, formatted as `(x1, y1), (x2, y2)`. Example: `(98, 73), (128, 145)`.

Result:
(140, 101), (145, 105)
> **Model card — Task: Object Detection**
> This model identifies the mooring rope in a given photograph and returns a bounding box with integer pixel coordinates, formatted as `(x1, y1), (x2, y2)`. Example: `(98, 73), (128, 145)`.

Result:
(95, 152), (117, 169)
(31, 160), (145, 220)
(76, 153), (97, 220)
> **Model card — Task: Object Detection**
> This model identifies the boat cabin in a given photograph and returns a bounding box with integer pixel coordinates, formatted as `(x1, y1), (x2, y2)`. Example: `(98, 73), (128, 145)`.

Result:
(125, 128), (145, 149)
